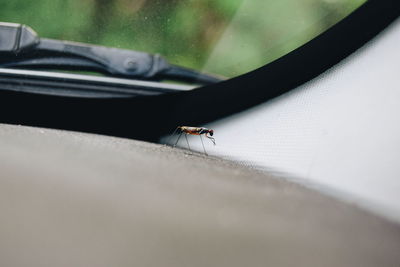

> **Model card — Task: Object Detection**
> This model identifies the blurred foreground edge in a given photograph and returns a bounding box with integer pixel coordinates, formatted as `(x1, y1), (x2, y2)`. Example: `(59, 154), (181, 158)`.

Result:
(0, 123), (399, 267)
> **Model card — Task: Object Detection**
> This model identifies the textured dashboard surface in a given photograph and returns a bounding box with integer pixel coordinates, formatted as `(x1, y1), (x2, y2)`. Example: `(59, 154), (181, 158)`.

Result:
(1, 124), (399, 267)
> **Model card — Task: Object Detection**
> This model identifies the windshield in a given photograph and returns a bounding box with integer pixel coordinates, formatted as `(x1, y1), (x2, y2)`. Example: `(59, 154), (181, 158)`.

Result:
(1, 0), (366, 78)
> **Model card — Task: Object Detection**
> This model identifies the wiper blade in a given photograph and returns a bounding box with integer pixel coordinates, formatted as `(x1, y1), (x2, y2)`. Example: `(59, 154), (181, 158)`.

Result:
(0, 22), (222, 85)
(0, 67), (195, 98)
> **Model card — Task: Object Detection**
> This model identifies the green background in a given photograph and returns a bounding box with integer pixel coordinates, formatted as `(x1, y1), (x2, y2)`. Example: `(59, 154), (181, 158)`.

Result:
(1, 0), (365, 77)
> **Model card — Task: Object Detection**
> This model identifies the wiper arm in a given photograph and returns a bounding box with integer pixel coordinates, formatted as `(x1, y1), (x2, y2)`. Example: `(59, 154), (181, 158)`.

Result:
(0, 22), (222, 85)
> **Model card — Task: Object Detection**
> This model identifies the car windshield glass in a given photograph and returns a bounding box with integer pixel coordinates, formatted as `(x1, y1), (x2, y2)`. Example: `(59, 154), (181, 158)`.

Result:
(1, 0), (366, 78)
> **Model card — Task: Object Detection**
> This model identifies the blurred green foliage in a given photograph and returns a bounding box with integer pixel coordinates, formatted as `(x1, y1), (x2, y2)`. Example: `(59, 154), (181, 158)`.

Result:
(0, 0), (365, 77)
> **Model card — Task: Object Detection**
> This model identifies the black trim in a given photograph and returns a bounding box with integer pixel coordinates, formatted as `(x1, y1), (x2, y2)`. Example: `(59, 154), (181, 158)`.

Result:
(0, 0), (399, 141)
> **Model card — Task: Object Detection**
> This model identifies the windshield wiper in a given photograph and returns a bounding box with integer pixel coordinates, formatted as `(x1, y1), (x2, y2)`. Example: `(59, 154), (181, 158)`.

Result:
(0, 22), (222, 85)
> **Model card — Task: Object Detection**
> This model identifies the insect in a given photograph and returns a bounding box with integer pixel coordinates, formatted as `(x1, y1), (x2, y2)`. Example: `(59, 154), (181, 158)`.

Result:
(169, 126), (216, 155)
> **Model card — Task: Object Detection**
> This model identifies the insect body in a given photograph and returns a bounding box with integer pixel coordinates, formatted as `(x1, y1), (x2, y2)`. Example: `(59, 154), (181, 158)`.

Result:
(170, 126), (215, 155)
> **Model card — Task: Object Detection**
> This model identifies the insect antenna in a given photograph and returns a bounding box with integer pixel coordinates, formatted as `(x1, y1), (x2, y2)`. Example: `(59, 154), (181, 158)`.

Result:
(206, 135), (216, 145)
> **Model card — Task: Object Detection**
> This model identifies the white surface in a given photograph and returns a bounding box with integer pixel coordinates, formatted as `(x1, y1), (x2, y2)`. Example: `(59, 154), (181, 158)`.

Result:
(176, 18), (400, 222)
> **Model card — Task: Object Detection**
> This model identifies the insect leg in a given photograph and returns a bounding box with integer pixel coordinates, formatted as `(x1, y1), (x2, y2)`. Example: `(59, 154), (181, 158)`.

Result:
(174, 132), (183, 147)
(199, 135), (207, 155)
(167, 126), (180, 145)
(184, 134), (191, 151)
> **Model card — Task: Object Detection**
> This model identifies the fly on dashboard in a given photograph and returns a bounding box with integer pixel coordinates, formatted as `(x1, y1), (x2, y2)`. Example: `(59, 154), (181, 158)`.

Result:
(169, 126), (216, 155)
